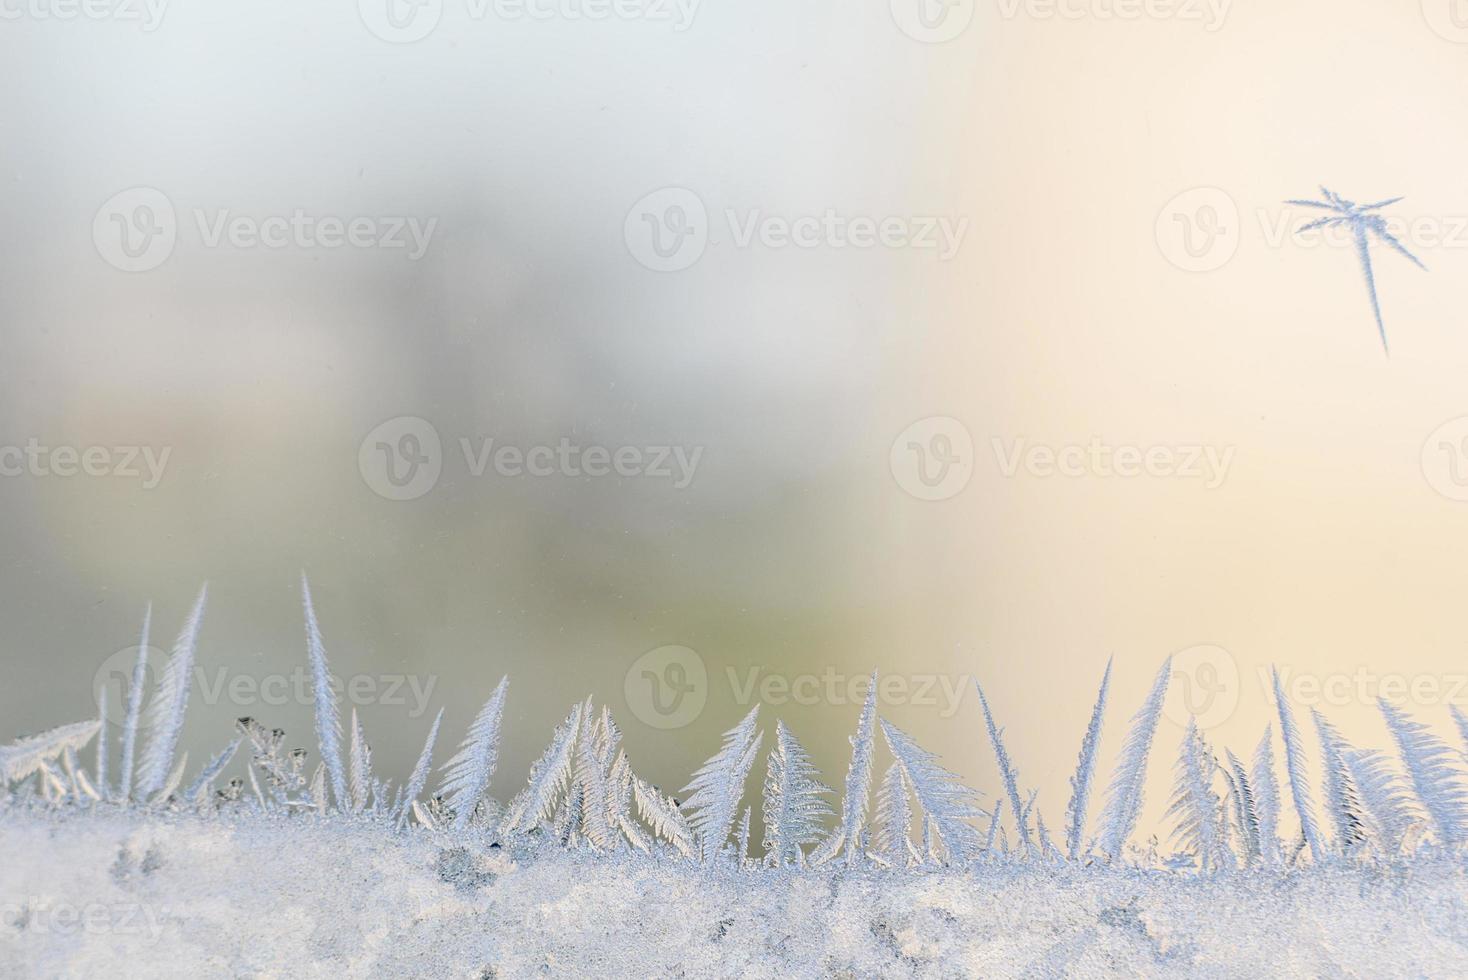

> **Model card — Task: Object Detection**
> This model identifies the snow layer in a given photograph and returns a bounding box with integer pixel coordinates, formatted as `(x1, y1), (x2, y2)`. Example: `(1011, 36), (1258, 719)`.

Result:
(2, 808), (1467, 978)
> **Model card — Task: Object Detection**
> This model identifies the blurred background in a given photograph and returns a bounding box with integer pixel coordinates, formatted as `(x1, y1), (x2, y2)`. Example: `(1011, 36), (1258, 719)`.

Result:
(3, 0), (1468, 846)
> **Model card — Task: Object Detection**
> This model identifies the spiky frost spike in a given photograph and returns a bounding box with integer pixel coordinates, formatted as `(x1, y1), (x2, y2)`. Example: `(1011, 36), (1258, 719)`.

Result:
(682, 705), (762, 862)
(1165, 720), (1228, 872)
(976, 680), (1032, 852)
(874, 762), (915, 868)
(1095, 658), (1172, 861)
(136, 586), (208, 800)
(632, 777), (695, 857)
(737, 807), (752, 864)
(1450, 705), (1468, 761)
(575, 700), (617, 849)
(185, 738), (241, 806)
(1035, 808), (1060, 861)
(0, 719), (102, 784)
(1250, 727), (1282, 865)
(1065, 658), (1110, 861)
(348, 709), (373, 814)
(95, 698), (109, 802)
(1272, 668), (1325, 863)
(608, 751), (651, 851)
(761, 721), (833, 867)
(301, 575), (347, 811)
(1224, 749), (1260, 865)
(118, 604), (152, 802)
(1311, 709), (1368, 852)
(151, 751), (189, 805)
(1345, 748), (1416, 858)
(438, 677), (509, 830)
(879, 719), (984, 864)
(837, 671), (879, 865)
(1379, 699), (1468, 847)
(397, 709), (444, 827)
(502, 702), (582, 832)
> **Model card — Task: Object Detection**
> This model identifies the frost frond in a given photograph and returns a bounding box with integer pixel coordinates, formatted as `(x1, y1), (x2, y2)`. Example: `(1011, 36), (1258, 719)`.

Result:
(1096, 658), (1171, 860)
(348, 709), (374, 814)
(1164, 720), (1230, 873)
(438, 677), (508, 830)
(1311, 709), (1368, 853)
(1065, 658), (1110, 862)
(879, 719), (983, 864)
(117, 603), (152, 802)
(397, 709), (444, 828)
(976, 680), (1032, 853)
(1250, 727), (1282, 865)
(301, 575), (346, 811)
(681, 705), (762, 862)
(502, 701), (582, 833)
(1273, 668), (1325, 863)
(136, 585), (208, 800)
(1, 719), (103, 785)
(761, 720), (832, 867)
(186, 738), (241, 807)
(1379, 699), (1468, 847)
